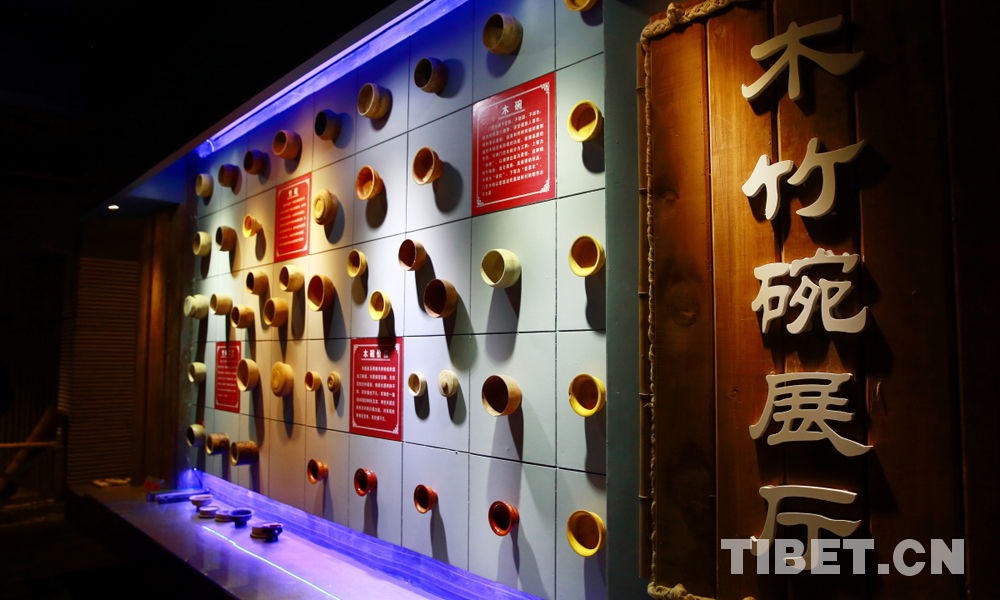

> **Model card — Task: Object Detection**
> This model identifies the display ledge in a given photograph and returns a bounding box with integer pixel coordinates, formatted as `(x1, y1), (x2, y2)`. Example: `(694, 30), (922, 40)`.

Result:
(79, 471), (540, 600)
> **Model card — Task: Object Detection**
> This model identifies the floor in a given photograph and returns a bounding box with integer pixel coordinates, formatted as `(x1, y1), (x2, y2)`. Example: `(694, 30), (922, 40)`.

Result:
(91, 485), (454, 600)
(0, 482), (528, 600)
(0, 497), (232, 600)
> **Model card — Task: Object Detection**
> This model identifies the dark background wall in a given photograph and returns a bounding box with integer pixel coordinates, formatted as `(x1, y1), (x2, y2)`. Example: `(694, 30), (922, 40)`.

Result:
(0, 0), (396, 501)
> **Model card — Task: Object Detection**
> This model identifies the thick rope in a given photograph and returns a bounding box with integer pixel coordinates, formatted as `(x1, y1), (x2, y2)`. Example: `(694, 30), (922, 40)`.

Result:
(648, 583), (718, 600)
(641, 2), (748, 599)
(641, 0), (747, 43)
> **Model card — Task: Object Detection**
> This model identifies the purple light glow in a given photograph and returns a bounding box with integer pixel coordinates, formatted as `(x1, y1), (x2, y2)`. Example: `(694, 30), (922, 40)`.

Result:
(177, 467), (204, 490)
(201, 473), (541, 600)
(195, 0), (469, 158)
(201, 526), (343, 599)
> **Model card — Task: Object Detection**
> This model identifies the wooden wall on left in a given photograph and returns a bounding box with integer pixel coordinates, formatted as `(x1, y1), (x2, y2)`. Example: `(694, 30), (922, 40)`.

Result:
(0, 180), (187, 495)
(132, 205), (191, 487)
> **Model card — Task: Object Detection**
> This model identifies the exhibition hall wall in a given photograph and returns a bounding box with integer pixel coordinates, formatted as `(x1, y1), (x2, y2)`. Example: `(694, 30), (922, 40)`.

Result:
(180, 2), (609, 599)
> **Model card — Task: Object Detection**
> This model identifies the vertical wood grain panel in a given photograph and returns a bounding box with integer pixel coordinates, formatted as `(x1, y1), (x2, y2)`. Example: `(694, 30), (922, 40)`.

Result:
(853, 1), (964, 598)
(160, 208), (185, 484)
(772, 1), (867, 597)
(143, 215), (167, 483)
(646, 22), (716, 595)
(139, 207), (187, 485)
(941, 1), (997, 597)
(706, 5), (786, 600)
(644, 2), (969, 598)
(165, 204), (187, 484)
(772, 0), (864, 475)
(132, 219), (153, 482)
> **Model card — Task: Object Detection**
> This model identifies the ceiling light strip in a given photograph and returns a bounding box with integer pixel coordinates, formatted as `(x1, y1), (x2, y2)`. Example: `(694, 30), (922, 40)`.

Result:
(195, 0), (467, 158)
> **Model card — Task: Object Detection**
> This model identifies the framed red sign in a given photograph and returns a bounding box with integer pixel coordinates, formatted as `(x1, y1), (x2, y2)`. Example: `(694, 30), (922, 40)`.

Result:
(274, 173), (311, 261)
(214, 342), (240, 413)
(349, 338), (403, 441)
(472, 72), (556, 215)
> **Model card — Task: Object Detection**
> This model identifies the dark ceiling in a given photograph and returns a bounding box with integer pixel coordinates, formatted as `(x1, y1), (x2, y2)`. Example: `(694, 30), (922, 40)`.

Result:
(0, 0), (398, 210)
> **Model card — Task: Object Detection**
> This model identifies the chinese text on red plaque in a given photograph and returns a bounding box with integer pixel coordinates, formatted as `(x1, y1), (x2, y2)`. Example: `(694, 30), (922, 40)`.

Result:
(472, 72), (555, 215)
(349, 338), (403, 441)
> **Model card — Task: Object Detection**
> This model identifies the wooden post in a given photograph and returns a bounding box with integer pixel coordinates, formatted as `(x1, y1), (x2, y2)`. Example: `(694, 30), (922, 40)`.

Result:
(646, 20), (717, 596)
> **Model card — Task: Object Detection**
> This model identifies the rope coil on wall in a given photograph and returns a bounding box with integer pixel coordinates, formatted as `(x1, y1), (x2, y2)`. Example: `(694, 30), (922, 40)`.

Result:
(649, 584), (718, 600)
(640, 2), (748, 599)
(640, 0), (746, 43)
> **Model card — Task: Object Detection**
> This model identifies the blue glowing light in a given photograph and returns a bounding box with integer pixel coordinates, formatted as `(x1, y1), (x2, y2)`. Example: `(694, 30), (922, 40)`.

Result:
(201, 526), (342, 599)
(177, 468), (204, 490)
(195, 0), (469, 158)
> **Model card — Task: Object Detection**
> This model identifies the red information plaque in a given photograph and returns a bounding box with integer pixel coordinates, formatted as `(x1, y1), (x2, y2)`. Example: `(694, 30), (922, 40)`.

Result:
(349, 338), (403, 441)
(214, 342), (240, 413)
(274, 173), (311, 261)
(472, 72), (556, 215)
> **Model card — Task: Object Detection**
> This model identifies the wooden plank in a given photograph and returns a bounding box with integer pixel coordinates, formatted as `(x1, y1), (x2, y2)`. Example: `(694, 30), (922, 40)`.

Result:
(646, 22), (716, 596)
(143, 215), (167, 481)
(769, 1), (868, 597)
(706, 5), (788, 600)
(161, 207), (186, 484)
(772, 0), (860, 361)
(853, 1), (964, 598)
(131, 218), (153, 482)
(941, 1), (999, 597)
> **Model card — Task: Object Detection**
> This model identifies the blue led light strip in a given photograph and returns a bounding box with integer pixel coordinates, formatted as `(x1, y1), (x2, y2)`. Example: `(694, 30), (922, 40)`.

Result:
(201, 473), (541, 600)
(195, 0), (469, 158)
(201, 526), (342, 599)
